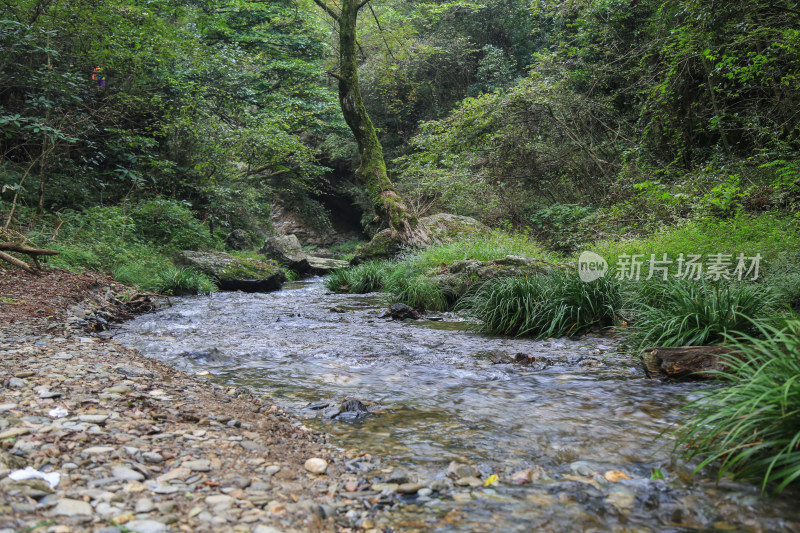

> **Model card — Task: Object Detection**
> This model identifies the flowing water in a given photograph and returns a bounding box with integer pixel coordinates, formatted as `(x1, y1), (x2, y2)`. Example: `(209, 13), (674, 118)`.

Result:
(118, 279), (800, 532)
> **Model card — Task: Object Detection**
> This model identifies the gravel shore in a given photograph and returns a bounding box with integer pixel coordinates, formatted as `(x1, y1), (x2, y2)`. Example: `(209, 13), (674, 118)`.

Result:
(0, 270), (380, 533)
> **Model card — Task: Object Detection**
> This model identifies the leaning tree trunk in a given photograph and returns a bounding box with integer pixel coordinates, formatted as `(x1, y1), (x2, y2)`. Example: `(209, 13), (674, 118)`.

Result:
(336, 0), (430, 247)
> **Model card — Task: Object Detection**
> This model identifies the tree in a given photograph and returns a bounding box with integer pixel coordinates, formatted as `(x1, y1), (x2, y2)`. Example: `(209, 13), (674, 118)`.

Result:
(312, 0), (430, 246)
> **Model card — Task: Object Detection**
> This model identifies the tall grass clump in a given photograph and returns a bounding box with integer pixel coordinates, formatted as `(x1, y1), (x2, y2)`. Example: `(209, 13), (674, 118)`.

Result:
(153, 266), (217, 295)
(324, 261), (392, 293)
(458, 270), (622, 338)
(624, 279), (778, 351)
(385, 268), (454, 311)
(674, 320), (800, 493)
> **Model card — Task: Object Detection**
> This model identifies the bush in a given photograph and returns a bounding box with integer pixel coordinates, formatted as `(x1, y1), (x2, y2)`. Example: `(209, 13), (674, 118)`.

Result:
(674, 320), (800, 493)
(623, 279), (778, 351)
(458, 270), (622, 338)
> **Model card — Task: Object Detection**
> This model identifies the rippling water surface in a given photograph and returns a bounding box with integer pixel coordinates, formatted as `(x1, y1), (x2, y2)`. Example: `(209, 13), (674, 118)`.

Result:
(118, 279), (800, 532)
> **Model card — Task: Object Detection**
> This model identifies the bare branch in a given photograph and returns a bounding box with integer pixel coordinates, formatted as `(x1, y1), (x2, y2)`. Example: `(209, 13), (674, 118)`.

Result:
(368, 1), (396, 61)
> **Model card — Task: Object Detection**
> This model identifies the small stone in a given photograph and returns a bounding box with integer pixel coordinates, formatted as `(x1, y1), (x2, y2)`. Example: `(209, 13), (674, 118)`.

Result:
(418, 488), (433, 497)
(79, 414), (109, 424)
(398, 482), (423, 494)
(455, 476), (483, 488)
(142, 452), (164, 464)
(53, 498), (94, 516)
(8, 377), (25, 388)
(135, 498), (155, 513)
(156, 467), (190, 483)
(125, 520), (167, 533)
(112, 466), (144, 481)
(183, 459), (211, 472)
(606, 489), (635, 510)
(344, 481), (358, 492)
(105, 385), (132, 394)
(446, 461), (480, 479)
(304, 458), (328, 475)
(511, 469), (534, 485)
(451, 492), (472, 502)
(604, 470), (631, 482)
(264, 465), (281, 476)
(206, 494), (235, 505)
(371, 483), (399, 493)
(252, 526), (286, 533)
(0, 427), (30, 439)
(123, 481), (147, 493)
(84, 446), (116, 456)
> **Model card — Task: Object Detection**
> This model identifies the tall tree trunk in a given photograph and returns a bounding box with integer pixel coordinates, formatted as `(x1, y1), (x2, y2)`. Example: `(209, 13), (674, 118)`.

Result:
(333, 0), (430, 246)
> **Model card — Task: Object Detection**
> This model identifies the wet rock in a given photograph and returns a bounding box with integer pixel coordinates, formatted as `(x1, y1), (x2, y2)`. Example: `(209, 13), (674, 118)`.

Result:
(446, 461), (480, 479)
(142, 452), (164, 464)
(135, 497), (155, 513)
(304, 458), (328, 475)
(455, 476), (483, 488)
(398, 482), (423, 494)
(389, 303), (420, 321)
(371, 482), (399, 493)
(322, 397), (371, 420)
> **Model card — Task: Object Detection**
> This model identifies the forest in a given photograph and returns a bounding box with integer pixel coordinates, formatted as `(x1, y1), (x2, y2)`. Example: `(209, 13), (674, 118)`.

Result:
(3, 0), (800, 516)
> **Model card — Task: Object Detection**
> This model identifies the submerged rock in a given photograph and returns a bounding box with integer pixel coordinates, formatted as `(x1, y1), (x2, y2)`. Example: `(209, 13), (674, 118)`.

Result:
(389, 303), (420, 321)
(321, 397), (371, 420)
(173, 250), (285, 292)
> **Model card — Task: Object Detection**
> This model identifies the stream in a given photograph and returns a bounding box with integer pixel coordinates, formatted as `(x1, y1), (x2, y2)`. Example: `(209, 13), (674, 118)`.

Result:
(117, 279), (800, 532)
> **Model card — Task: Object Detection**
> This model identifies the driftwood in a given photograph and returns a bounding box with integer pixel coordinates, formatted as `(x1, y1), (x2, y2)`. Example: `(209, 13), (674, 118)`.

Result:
(0, 241), (59, 272)
(641, 345), (733, 379)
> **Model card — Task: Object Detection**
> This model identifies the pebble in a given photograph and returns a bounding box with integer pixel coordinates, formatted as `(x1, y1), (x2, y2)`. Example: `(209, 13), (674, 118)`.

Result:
(79, 414), (109, 424)
(125, 520), (167, 533)
(183, 459), (211, 472)
(264, 465), (281, 476)
(112, 465), (145, 481)
(142, 452), (164, 463)
(84, 446), (115, 455)
(135, 497), (155, 513)
(304, 457), (328, 474)
(53, 498), (94, 516)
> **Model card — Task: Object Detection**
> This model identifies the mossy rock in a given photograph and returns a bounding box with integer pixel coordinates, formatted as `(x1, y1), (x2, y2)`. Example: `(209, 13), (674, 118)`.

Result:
(173, 251), (286, 292)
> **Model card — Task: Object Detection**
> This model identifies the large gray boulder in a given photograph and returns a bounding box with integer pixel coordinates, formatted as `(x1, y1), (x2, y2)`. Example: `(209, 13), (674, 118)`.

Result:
(351, 213), (489, 264)
(173, 251), (285, 293)
(260, 234), (310, 272)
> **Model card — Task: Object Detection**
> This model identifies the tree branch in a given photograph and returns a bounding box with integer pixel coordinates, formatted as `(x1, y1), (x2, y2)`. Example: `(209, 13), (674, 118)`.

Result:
(311, 0), (340, 22)
(368, 1), (396, 61)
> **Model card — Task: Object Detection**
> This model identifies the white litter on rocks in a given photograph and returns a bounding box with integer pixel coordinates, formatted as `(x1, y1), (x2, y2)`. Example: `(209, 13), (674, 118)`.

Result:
(8, 466), (61, 488)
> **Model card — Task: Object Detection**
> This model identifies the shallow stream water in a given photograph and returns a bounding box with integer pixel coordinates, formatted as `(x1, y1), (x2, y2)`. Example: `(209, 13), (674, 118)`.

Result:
(118, 279), (800, 532)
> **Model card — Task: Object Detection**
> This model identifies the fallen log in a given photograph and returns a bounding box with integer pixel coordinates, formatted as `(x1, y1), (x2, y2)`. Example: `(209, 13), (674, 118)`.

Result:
(0, 241), (59, 271)
(0, 250), (36, 273)
(0, 242), (60, 256)
(641, 345), (733, 379)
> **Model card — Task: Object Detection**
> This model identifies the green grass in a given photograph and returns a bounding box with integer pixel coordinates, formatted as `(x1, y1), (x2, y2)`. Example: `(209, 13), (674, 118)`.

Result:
(622, 279), (780, 351)
(397, 230), (554, 271)
(385, 268), (454, 311)
(324, 261), (392, 293)
(328, 237), (368, 261)
(457, 270), (622, 338)
(674, 319), (800, 493)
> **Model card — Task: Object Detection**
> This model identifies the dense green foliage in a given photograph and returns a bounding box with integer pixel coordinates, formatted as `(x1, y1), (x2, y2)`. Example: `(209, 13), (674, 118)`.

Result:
(674, 320), (800, 493)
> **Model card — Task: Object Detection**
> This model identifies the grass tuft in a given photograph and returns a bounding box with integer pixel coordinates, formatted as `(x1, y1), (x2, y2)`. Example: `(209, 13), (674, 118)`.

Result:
(153, 267), (217, 295)
(674, 319), (800, 493)
(324, 261), (392, 293)
(458, 270), (622, 338)
(623, 279), (778, 351)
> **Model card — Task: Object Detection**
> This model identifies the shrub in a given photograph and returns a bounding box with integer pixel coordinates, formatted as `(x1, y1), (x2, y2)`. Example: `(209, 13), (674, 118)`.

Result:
(458, 270), (622, 338)
(623, 279), (778, 351)
(674, 320), (800, 493)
